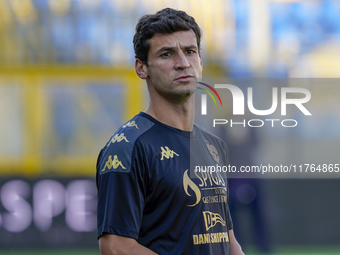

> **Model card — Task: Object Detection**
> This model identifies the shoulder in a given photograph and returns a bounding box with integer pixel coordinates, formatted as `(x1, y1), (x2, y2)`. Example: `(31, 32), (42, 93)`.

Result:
(97, 114), (155, 175)
(195, 124), (227, 149)
(194, 124), (229, 165)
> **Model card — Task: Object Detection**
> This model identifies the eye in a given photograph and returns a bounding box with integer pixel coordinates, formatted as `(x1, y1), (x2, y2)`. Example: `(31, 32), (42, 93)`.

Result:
(186, 50), (196, 55)
(161, 52), (172, 57)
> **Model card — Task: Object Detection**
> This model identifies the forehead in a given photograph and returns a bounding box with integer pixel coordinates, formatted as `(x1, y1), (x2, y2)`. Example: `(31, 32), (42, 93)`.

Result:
(148, 30), (198, 52)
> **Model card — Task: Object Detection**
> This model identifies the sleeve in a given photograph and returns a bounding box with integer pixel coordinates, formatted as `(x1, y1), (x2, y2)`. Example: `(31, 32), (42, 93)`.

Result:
(96, 142), (147, 240)
(221, 139), (233, 230)
(227, 204), (234, 230)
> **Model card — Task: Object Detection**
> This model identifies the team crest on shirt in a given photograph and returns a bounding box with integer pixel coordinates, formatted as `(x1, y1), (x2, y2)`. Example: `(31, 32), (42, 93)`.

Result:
(160, 146), (179, 160)
(204, 140), (219, 163)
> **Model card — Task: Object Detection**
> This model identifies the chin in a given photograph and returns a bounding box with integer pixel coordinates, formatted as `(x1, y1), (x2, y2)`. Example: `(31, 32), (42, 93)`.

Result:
(174, 87), (196, 99)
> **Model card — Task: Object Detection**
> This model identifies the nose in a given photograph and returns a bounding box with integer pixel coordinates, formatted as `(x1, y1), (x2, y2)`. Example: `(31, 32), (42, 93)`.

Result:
(174, 51), (190, 70)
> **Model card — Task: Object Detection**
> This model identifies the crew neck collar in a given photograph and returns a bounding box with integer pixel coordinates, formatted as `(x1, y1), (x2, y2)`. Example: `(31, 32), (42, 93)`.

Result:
(138, 112), (196, 138)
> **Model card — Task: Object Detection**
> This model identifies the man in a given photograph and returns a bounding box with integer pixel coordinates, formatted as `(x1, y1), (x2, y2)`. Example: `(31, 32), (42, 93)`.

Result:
(96, 8), (244, 255)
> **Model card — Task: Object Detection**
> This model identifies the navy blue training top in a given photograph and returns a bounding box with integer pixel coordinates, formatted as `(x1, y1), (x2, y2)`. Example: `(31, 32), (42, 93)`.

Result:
(96, 112), (233, 255)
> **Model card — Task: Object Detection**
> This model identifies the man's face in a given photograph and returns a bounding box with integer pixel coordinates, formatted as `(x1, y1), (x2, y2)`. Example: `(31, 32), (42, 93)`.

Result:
(144, 30), (203, 102)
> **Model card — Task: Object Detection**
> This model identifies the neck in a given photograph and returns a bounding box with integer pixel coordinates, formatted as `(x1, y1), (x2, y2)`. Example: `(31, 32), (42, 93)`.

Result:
(144, 95), (195, 132)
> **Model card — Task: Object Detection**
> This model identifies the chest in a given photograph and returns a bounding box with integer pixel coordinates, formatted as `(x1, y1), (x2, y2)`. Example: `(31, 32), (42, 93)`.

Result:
(144, 136), (228, 205)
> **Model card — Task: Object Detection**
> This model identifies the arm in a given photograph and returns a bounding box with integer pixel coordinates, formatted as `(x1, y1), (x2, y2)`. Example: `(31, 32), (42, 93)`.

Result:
(99, 234), (158, 255)
(229, 229), (245, 255)
(97, 141), (151, 254)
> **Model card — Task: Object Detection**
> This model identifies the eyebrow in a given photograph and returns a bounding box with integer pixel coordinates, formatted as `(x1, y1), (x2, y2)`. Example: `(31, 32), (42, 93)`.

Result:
(155, 45), (198, 55)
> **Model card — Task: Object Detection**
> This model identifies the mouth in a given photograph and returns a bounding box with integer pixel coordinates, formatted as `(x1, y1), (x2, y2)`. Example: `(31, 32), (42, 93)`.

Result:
(174, 75), (194, 82)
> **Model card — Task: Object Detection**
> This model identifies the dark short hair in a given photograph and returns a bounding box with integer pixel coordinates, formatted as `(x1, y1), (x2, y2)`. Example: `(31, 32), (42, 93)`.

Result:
(133, 8), (202, 65)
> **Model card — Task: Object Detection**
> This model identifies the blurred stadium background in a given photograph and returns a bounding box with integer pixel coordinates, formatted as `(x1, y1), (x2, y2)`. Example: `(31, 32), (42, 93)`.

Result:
(0, 0), (340, 254)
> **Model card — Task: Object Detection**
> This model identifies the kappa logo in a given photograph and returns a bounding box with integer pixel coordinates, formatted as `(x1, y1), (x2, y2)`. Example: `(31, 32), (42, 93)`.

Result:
(160, 146), (179, 160)
(203, 211), (226, 231)
(107, 133), (129, 147)
(123, 121), (139, 129)
(101, 155), (126, 172)
(205, 140), (219, 163)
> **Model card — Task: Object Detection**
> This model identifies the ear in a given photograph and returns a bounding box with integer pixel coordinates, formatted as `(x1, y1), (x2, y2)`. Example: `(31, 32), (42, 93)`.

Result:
(135, 59), (148, 79)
